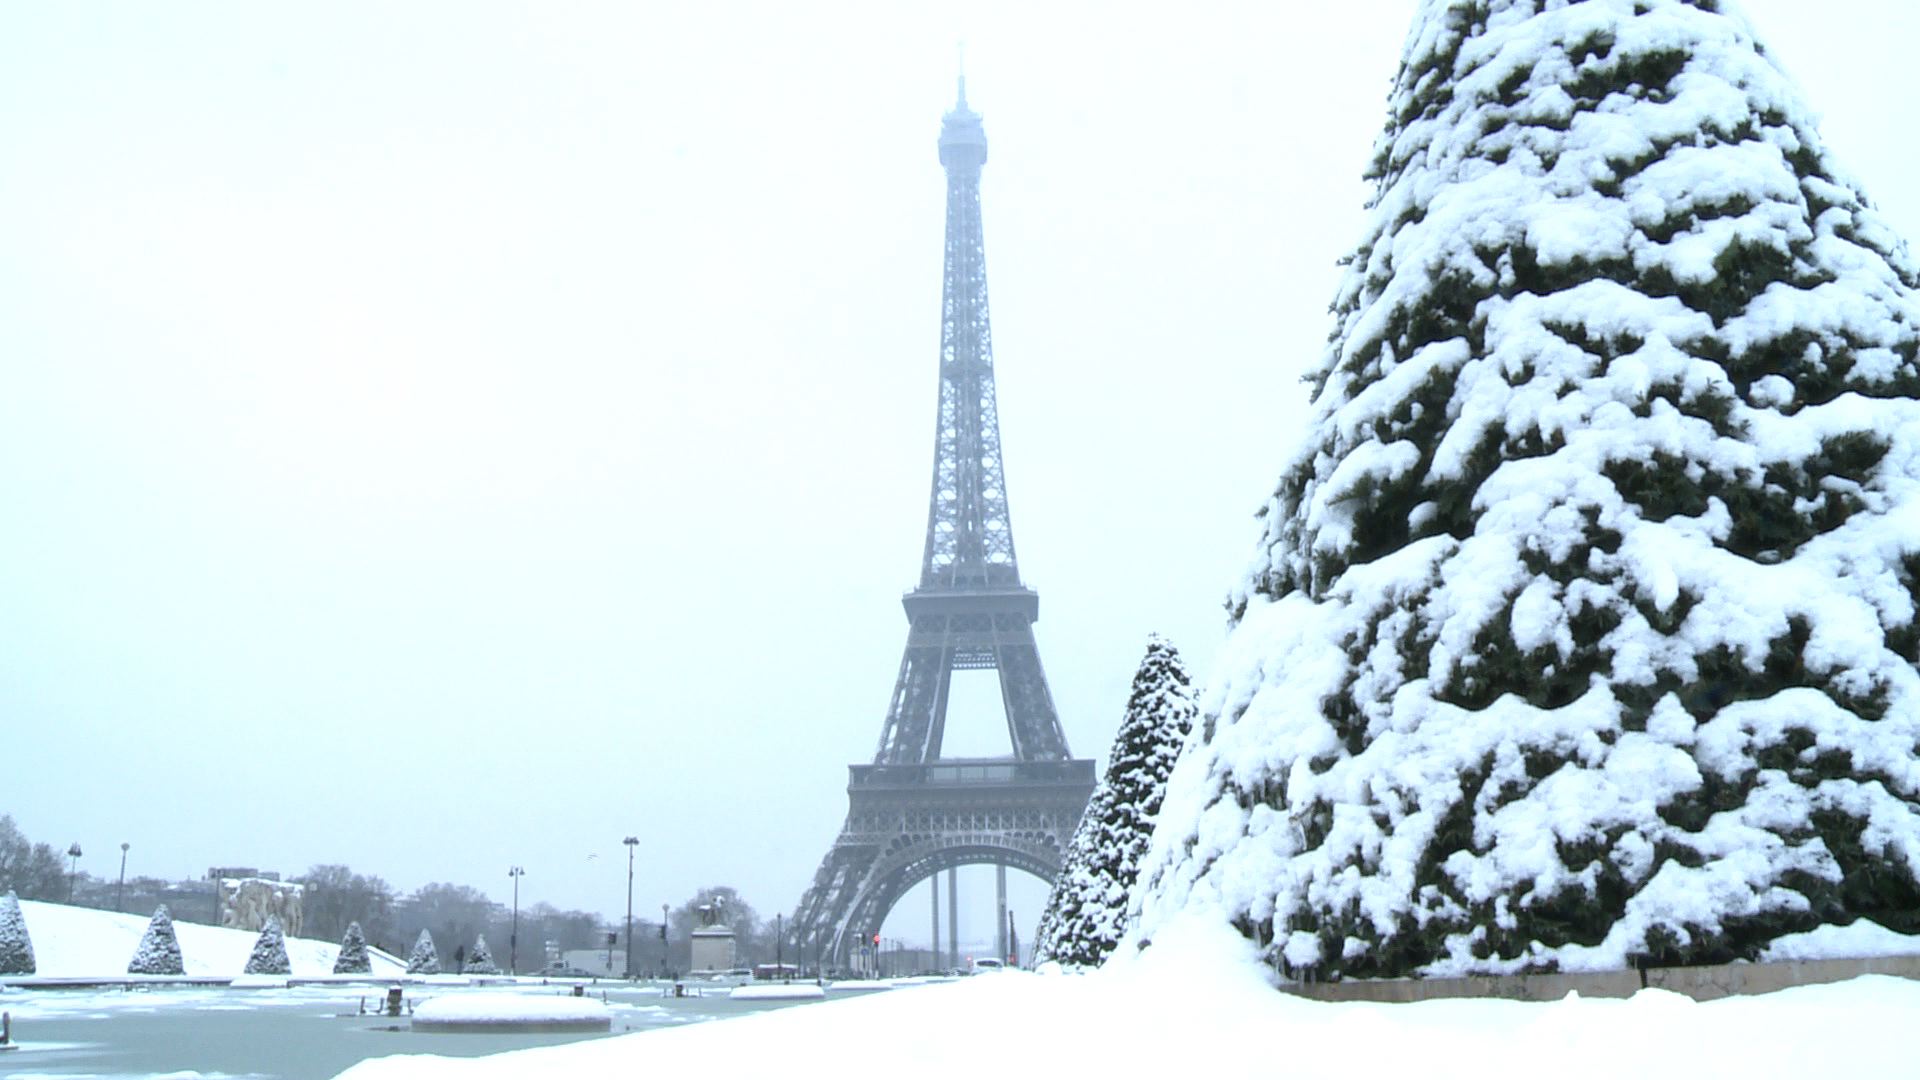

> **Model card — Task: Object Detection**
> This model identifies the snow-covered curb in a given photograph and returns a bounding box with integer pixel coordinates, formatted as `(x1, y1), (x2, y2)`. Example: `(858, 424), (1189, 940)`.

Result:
(729, 983), (825, 1000)
(410, 992), (611, 1033)
(823, 979), (894, 993)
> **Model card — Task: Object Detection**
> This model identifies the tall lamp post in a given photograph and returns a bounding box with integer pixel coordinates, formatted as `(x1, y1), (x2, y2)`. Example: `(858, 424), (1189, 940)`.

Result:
(116, 842), (130, 912)
(507, 866), (525, 975)
(622, 837), (639, 979)
(661, 903), (670, 979)
(65, 843), (82, 903)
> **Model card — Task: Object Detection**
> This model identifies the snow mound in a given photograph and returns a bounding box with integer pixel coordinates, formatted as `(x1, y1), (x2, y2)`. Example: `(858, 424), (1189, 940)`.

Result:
(1760, 921), (1920, 963)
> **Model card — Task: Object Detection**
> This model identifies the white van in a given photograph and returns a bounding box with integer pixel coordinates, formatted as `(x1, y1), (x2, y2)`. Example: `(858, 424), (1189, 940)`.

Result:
(969, 957), (1005, 974)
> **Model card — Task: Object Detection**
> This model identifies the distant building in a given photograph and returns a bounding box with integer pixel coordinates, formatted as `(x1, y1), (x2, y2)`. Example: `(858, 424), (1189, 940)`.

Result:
(561, 948), (624, 977)
(207, 866), (281, 883)
(559, 926), (659, 977)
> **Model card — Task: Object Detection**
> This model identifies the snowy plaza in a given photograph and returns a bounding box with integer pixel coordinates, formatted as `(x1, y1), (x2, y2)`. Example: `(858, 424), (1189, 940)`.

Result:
(6, 917), (1920, 1079)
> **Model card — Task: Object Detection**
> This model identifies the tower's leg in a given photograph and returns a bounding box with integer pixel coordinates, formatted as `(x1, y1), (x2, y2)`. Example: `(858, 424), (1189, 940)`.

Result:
(947, 868), (958, 969)
(874, 618), (956, 763)
(991, 621), (1069, 761)
(929, 879), (939, 975)
(995, 862), (1008, 962)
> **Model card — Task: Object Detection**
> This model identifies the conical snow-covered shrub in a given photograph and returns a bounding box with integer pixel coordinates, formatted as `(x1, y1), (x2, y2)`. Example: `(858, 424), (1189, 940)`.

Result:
(1036, 635), (1197, 969)
(333, 920), (372, 974)
(128, 905), (185, 975)
(0, 890), (35, 975)
(243, 916), (291, 975)
(462, 934), (499, 975)
(1134, 0), (1920, 980)
(405, 928), (440, 975)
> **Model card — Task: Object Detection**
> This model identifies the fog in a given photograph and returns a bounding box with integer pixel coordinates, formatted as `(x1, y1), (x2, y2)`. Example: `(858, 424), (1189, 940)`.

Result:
(4, 1), (1915, 946)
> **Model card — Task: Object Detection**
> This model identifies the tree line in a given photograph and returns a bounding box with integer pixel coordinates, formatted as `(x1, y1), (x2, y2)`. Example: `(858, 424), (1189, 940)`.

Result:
(0, 814), (781, 972)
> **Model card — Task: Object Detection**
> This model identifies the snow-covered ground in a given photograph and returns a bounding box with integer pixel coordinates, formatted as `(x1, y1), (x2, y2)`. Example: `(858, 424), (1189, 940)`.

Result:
(335, 918), (1920, 1080)
(6, 899), (405, 979)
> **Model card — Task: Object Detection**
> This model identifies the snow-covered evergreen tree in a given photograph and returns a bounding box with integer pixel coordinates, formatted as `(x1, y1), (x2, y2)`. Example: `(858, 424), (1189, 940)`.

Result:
(243, 916), (291, 975)
(333, 920), (372, 974)
(127, 905), (185, 975)
(405, 928), (441, 975)
(1035, 635), (1197, 968)
(462, 934), (500, 975)
(0, 890), (35, 975)
(1134, 0), (1920, 979)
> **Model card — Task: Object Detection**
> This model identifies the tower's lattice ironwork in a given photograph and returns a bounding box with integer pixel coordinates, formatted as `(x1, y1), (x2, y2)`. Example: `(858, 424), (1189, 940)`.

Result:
(789, 81), (1095, 973)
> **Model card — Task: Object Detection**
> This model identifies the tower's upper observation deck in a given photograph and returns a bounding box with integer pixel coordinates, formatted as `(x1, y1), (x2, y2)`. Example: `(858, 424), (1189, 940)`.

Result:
(938, 77), (987, 170)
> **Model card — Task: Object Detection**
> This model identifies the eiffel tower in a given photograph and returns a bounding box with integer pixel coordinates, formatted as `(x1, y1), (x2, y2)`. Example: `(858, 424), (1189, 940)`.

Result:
(788, 78), (1095, 974)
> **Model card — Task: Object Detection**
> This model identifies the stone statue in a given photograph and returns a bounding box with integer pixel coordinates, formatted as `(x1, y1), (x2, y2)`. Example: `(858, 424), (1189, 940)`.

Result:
(219, 878), (304, 938)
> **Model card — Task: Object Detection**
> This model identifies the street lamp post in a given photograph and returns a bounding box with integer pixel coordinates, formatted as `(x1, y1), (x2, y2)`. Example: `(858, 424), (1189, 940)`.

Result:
(622, 837), (639, 979)
(507, 867), (525, 975)
(116, 843), (130, 912)
(661, 903), (670, 979)
(65, 844), (82, 904)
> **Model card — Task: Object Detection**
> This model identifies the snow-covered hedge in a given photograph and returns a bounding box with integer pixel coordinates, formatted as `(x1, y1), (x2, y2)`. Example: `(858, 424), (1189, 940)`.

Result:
(462, 934), (501, 975)
(244, 916), (291, 976)
(406, 928), (441, 975)
(128, 905), (185, 975)
(0, 890), (35, 975)
(1036, 635), (1196, 968)
(1135, 0), (1920, 978)
(334, 920), (372, 974)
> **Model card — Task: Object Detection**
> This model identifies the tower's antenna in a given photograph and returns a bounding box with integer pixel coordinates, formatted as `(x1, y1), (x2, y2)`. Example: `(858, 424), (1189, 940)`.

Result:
(957, 40), (968, 109)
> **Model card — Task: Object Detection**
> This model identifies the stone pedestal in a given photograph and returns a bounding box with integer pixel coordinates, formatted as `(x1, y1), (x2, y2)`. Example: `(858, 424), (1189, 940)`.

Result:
(690, 926), (736, 974)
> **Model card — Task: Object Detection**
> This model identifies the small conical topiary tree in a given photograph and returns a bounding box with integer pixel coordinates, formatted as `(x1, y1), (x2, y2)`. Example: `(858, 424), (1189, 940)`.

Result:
(1036, 635), (1197, 969)
(333, 920), (372, 974)
(405, 928), (440, 975)
(243, 915), (291, 976)
(462, 933), (500, 975)
(0, 890), (36, 975)
(1134, 0), (1920, 980)
(127, 905), (185, 975)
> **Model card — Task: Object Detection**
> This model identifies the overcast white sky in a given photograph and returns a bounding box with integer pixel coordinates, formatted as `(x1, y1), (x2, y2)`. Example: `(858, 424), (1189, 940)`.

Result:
(3, 1), (1915, 948)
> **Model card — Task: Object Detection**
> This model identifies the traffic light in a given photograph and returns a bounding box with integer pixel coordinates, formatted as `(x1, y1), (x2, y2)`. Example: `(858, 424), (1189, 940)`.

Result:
(872, 933), (880, 946)
(606, 931), (617, 946)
